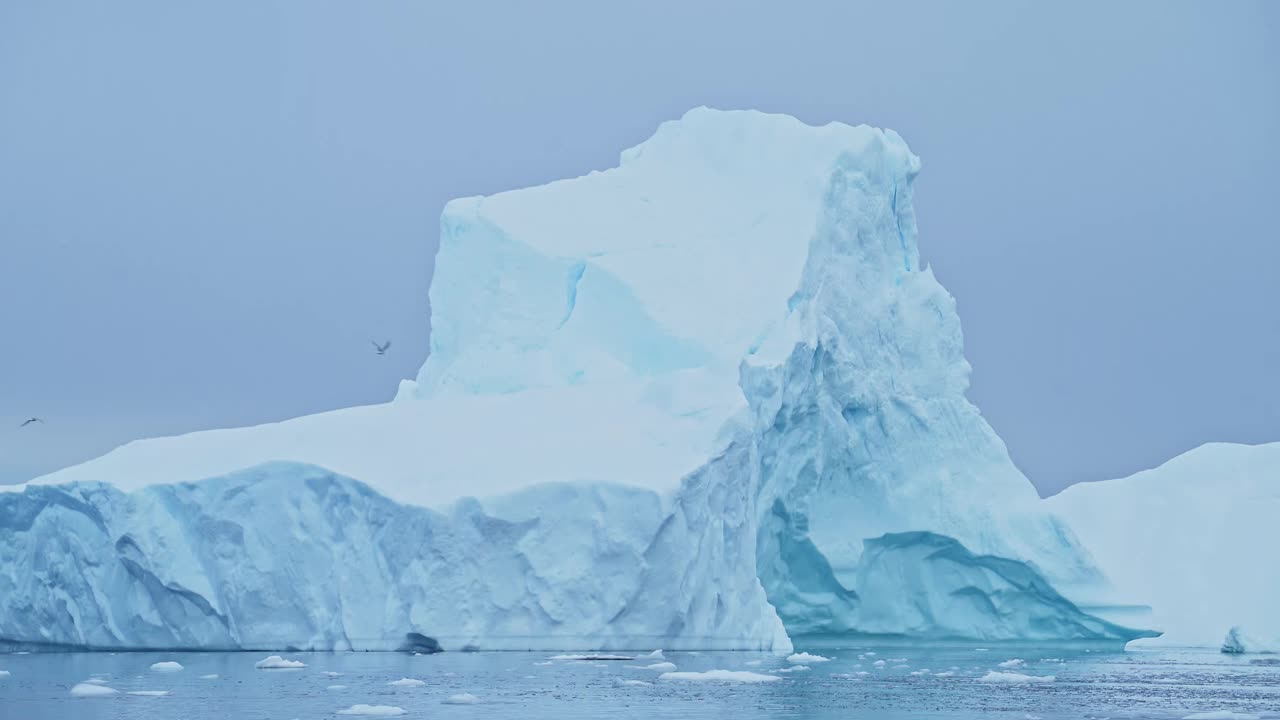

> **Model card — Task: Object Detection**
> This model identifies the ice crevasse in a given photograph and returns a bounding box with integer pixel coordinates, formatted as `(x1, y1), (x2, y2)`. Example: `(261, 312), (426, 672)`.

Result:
(1, 108), (1154, 651)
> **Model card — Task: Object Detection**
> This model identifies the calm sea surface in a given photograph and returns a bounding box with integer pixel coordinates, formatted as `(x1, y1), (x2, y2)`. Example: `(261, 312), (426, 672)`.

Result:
(1, 647), (1276, 719)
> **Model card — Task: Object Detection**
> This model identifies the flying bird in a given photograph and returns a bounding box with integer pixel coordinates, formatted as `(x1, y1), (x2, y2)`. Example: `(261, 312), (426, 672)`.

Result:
(19, 417), (43, 427)
(371, 340), (392, 356)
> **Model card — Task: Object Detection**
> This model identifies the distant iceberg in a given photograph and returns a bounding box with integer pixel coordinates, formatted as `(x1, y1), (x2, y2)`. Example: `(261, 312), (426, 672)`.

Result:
(0, 108), (1152, 652)
(1046, 442), (1280, 649)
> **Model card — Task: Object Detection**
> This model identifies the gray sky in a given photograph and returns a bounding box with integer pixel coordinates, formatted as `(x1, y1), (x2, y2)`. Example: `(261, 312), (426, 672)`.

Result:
(1, 1), (1277, 495)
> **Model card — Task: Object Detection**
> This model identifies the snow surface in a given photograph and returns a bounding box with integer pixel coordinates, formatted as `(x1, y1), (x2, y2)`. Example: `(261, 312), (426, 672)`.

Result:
(0, 107), (1150, 652)
(1047, 442), (1280, 648)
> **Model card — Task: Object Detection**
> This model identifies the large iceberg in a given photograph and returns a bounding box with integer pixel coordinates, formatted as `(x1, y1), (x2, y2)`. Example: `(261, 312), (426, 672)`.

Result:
(1, 108), (1151, 651)
(1046, 442), (1280, 649)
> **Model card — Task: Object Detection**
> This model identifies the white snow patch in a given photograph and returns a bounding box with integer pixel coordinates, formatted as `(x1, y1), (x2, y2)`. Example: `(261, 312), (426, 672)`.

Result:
(659, 670), (782, 683)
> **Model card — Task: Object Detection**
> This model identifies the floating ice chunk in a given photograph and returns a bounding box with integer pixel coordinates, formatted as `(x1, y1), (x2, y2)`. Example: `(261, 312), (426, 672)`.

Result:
(548, 654), (633, 661)
(787, 652), (830, 663)
(1183, 713), (1261, 720)
(873, 660), (886, 667)
(617, 679), (651, 686)
(387, 678), (425, 687)
(324, 671), (342, 677)
(886, 658), (907, 663)
(659, 670), (782, 683)
(0, 670), (9, 678)
(979, 671), (1055, 684)
(641, 662), (677, 671)
(935, 671), (956, 677)
(255, 655), (306, 670)
(443, 693), (479, 705)
(974, 648), (990, 652)
(199, 673), (218, 679)
(337, 705), (407, 716)
(775, 665), (809, 673)
(328, 685), (348, 691)
(84, 677), (109, 684)
(997, 659), (1026, 668)
(128, 690), (169, 696)
(150, 661), (183, 672)
(743, 659), (764, 666)
(864, 652), (876, 656)
(71, 682), (119, 697)
(533, 661), (553, 666)
(647, 649), (665, 658)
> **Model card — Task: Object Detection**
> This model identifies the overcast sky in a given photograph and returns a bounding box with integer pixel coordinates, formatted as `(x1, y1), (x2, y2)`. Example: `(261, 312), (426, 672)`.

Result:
(1, 1), (1277, 495)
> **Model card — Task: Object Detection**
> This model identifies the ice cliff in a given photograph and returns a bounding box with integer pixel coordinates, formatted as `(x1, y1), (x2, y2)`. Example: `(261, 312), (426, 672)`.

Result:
(2, 108), (1152, 651)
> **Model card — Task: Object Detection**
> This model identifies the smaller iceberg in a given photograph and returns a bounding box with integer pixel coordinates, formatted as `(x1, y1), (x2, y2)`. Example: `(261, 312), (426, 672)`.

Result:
(1221, 626), (1278, 654)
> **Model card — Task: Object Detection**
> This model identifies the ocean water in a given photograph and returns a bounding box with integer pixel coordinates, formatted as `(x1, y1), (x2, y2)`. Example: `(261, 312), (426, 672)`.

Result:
(1, 647), (1276, 719)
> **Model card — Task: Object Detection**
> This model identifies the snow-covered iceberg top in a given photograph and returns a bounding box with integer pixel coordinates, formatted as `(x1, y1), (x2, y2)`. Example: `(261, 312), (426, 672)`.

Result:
(23, 108), (920, 509)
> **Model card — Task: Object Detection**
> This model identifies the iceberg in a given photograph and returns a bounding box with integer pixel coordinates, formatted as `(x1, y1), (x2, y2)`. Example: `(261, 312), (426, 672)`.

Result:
(0, 108), (1150, 652)
(1220, 626), (1278, 655)
(1046, 442), (1280, 649)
